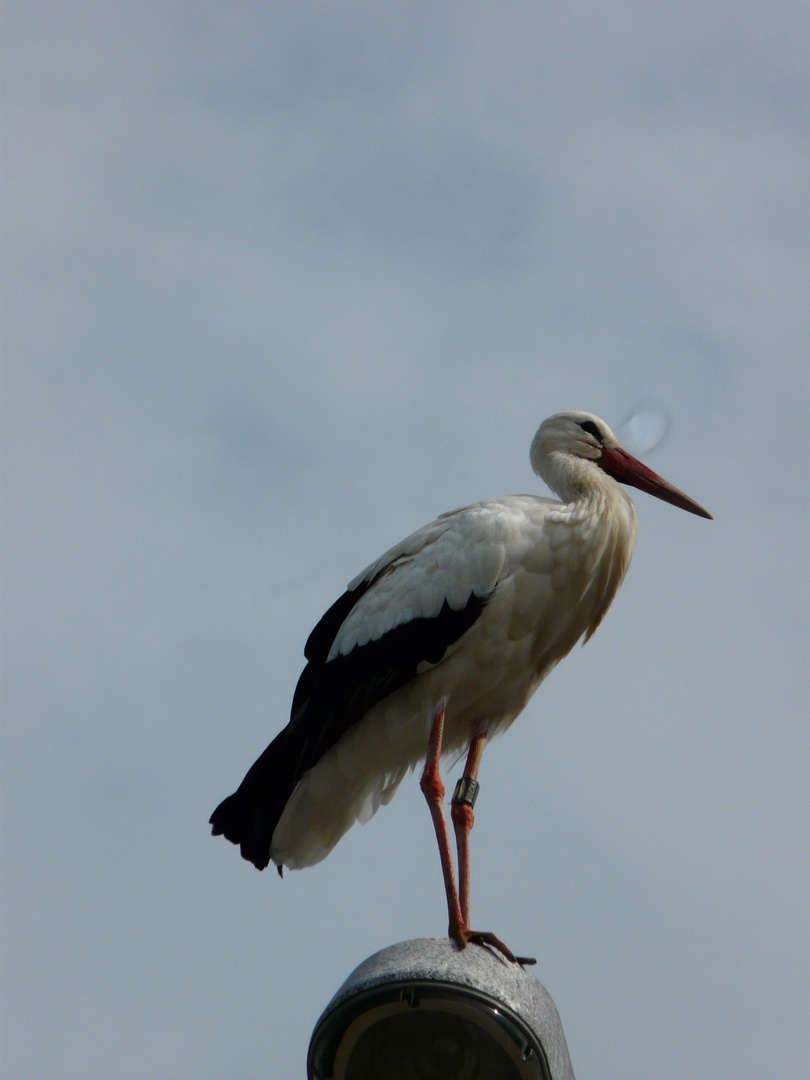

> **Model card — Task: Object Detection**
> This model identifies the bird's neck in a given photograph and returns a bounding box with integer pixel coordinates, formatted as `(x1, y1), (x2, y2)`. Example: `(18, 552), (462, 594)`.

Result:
(540, 452), (637, 531)
(569, 469), (637, 531)
(555, 475), (638, 641)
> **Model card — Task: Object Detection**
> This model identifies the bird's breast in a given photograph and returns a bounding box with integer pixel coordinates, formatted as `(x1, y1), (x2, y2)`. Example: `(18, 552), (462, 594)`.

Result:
(473, 497), (637, 695)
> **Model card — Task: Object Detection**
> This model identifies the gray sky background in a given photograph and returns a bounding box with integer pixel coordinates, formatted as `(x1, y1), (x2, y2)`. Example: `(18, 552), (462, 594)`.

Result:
(3, 3), (809, 1077)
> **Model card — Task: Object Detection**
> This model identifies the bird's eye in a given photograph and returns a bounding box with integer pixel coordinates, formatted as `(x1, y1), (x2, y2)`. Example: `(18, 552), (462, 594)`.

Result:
(579, 420), (602, 442)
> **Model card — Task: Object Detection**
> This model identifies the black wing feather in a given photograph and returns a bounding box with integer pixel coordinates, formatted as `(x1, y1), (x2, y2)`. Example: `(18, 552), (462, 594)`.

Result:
(302, 580), (371, 663)
(287, 592), (488, 774)
(210, 586), (490, 870)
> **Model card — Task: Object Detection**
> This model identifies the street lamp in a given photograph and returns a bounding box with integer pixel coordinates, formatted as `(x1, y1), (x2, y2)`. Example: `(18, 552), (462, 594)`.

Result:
(308, 938), (575, 1080)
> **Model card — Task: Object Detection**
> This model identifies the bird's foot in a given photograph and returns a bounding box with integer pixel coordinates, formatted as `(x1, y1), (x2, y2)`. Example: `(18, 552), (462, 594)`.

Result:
(451, 923), (536, 967)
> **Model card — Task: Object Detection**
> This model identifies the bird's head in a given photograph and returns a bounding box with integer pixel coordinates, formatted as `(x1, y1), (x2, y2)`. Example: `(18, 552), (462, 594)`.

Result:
(530, 411), (712, 519)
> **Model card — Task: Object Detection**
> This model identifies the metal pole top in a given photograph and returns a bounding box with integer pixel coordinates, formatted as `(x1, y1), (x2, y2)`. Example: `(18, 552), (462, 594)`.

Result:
(308, 938), (576, 1080)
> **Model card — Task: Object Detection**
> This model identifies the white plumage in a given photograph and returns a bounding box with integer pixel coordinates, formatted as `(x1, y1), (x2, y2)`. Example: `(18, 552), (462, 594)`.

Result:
(211, 410), (711, 958)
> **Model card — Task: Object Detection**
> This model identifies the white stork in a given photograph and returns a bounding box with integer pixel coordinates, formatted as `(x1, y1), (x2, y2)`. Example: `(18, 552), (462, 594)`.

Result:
(211, 411), (711, 963)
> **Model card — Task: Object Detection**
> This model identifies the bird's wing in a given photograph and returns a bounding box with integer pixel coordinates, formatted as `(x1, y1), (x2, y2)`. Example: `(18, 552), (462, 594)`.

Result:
(287, 500), (524, 775)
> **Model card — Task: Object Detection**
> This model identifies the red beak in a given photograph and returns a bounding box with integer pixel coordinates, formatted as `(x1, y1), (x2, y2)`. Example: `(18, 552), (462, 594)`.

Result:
(598, 446), (713, 519)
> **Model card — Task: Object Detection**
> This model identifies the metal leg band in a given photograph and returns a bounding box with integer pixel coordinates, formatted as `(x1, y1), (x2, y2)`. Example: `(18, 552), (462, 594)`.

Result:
(452, 776), (480, 808)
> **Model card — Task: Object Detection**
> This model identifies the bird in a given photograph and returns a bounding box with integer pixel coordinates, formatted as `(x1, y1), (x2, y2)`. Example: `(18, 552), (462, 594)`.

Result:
(210, 410), (711, 962)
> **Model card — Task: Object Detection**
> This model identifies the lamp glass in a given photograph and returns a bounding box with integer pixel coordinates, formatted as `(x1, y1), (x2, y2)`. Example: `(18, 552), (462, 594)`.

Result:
(344, 1006), (524, 1080)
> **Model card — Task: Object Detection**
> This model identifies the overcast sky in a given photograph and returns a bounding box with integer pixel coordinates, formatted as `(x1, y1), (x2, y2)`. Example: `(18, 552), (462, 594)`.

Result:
(3, 3), (809, 1077)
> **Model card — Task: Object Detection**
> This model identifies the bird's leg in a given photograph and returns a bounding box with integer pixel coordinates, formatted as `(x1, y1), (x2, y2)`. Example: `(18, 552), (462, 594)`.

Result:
(419, 699), (464, 935)
(421, 705), (535, 967)
(449, 735), (535, 966)
(451, 731), (487, 928)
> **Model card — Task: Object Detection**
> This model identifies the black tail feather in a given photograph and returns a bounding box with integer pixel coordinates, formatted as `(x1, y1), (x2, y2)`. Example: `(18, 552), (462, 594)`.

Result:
(209, 729), (298, 871)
